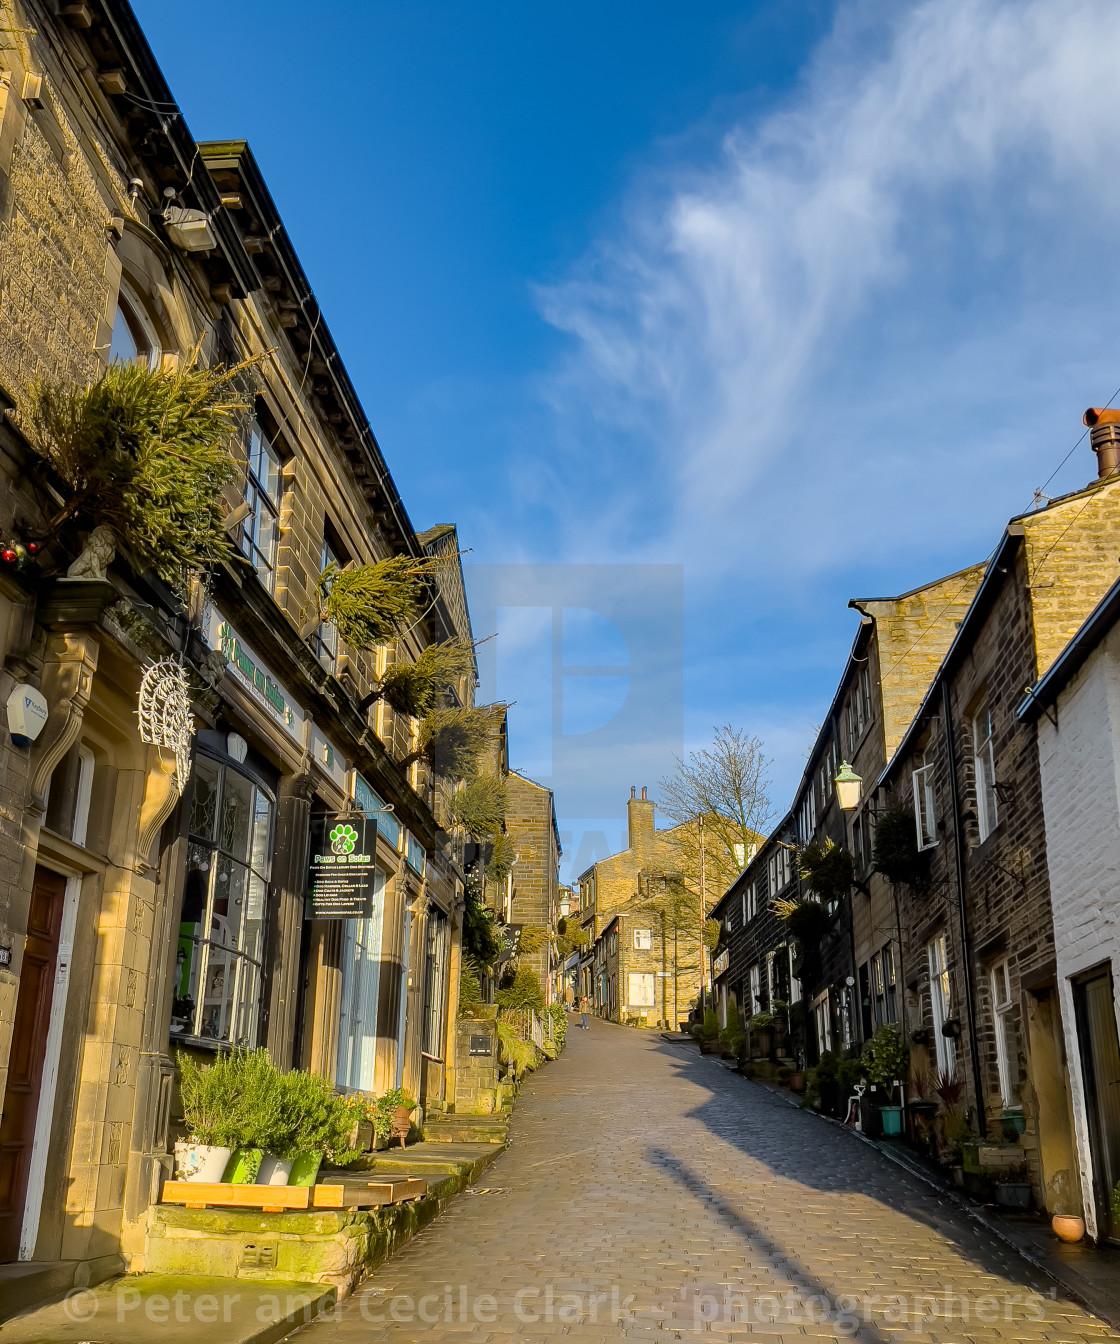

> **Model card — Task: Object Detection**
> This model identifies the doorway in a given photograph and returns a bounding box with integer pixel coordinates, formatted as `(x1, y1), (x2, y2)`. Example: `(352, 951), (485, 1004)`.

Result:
(1073, 966), (1120, 1243)
(0, 867), (66, 1262)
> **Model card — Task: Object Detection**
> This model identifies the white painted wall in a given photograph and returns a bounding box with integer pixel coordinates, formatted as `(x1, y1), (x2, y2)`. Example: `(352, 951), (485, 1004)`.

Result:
(1036, 623), (1120, 1241)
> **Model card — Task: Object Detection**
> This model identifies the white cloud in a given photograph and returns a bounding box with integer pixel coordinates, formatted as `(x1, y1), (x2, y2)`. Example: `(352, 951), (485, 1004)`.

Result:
(537, 0), (1120, 581)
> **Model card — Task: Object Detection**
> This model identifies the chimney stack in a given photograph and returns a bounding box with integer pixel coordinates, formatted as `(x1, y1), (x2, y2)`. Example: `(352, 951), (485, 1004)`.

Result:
(641, 786), (647, 800)
(627, 787), (655, 855)
(1083, 407), (1120, 479)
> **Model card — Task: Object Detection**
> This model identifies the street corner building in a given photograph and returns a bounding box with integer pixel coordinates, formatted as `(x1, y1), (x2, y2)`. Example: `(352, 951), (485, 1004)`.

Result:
(0, 0), (551, 1297)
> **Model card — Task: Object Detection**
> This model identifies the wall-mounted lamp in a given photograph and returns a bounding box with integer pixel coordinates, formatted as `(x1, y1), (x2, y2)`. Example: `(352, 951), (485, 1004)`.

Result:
(834, 761), (863, 811)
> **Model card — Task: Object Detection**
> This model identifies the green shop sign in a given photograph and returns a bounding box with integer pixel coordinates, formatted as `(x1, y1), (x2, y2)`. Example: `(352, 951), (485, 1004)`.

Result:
(308, 813), (380, 918)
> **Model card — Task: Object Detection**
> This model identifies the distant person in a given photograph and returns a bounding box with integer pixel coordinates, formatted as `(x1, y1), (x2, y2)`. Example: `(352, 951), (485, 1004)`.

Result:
(564, 983), (575, 1010)
(579, 995), (591, 1030)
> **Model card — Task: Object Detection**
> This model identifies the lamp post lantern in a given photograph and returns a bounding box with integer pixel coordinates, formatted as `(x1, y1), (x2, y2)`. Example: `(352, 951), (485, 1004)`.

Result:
(835, 761), (863, 811)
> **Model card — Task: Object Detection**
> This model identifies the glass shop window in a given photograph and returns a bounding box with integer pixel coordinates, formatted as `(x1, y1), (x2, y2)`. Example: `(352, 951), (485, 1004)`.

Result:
(170, 751), (274, 1046)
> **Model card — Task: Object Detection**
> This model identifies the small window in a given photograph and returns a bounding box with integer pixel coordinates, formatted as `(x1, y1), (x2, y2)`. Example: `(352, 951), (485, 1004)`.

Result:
(312, 534), (341, 671)
(633, 927), (651, 951)
(913, 762), (938, 850)
(109, 282), (159, 368)
(991, 959), (1019, 1107)
(927, 933), (956, 1075)
(741, 881), (756, 923)
(627, 972), (655, 1007)
(972, 705), (999, 841)
(788, 942), (801, 1003)
(749, 962), (762, 1012)
(239, 420), (282, 591)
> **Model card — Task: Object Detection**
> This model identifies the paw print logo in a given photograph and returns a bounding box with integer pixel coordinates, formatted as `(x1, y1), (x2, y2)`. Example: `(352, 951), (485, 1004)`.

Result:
(330, 823), (358, 855)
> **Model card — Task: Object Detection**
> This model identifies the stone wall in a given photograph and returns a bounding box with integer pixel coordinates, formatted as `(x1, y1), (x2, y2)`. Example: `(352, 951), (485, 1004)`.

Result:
(452, 1017), (500, 1115)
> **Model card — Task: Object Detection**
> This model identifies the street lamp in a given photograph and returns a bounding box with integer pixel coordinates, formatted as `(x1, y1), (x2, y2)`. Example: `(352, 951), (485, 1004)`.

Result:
(834, 761), (863, 811)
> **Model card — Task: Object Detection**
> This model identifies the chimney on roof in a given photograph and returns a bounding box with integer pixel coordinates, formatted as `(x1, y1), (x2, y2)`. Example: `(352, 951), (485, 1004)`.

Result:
(641, 786), (647, 800)
(1083, 407), (1120, 479)
(627, 788), (655, 855)
(630, 786), (636, 799)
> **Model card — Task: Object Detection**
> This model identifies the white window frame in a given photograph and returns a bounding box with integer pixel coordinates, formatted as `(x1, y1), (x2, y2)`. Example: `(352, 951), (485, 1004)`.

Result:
(313, 534), (341, 671)
(972, 705), (999, 842)
(749, 963), (761, 1013)
(71, 745), (95, 848)
(990, 959), (1018, 1108)
(627, 972), (655, 1008)
(110, 278), (161, 370)
(927, 933), (956, 1074)
(632, 927), (651, 951)
(788, 941), (801, 1004)
(812, 990), (832, 1053)
(912, 762), (938, 850)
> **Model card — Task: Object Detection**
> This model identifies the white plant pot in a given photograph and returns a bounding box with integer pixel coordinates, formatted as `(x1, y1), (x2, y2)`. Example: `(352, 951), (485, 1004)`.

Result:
(174, 1142), (232, 1183)
(256, 1153), (293, 1186)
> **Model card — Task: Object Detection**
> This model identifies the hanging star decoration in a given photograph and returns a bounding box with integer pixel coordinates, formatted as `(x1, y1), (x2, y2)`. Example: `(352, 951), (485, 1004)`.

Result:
(137, 658), (194, 792)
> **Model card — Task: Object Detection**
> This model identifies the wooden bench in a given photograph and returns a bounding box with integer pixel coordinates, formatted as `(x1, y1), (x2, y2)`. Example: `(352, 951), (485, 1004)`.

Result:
(161, 1177), (428, 1213)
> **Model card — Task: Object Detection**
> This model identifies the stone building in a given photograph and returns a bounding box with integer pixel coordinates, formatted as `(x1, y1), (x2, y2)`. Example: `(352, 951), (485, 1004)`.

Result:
(711, 566), (985, 1060)
(876, 472), (1120, 1214)
(0, 0), (478, 1300)
(577, 788), (703, 1027)
(1020, 574), (1120, 1242)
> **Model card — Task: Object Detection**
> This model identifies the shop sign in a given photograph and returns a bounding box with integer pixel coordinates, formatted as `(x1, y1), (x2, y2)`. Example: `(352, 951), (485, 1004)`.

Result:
(308, 813), (381, 918)
(497, 923), (523, 964)
(204, 607), (303, 744)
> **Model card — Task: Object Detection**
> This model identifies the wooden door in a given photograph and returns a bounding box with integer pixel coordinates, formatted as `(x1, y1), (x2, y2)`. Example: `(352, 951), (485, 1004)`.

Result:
(1074, 967), (1120, 1243)
(0, 867), (65, 1262)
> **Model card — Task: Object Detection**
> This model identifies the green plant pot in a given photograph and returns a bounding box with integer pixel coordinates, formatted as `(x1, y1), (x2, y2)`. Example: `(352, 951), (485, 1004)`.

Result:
(288, 1151), (322, 1186)
(879, 1106), (904, 1137)
(1000, 1110), (1027, 1139)
(962, 1142), (982, 1174)
(225, 1147), (262, 1184)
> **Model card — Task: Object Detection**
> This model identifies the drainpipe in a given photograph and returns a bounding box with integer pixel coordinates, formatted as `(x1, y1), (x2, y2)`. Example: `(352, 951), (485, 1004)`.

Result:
(941, 680), (986, 1137)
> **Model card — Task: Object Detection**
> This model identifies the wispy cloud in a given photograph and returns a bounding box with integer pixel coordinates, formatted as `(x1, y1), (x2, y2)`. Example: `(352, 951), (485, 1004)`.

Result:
(537, 0), (1120, 584)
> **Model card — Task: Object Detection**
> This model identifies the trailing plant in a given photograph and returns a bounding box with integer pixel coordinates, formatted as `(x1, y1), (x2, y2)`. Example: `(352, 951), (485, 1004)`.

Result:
(873, 797), (927, 888)
(797, 838), (854, 903)
(772, 895), (834, 947)
(316, 554), (440, 649)
(461, 873), (501, 967)
(485, 832), (516, 882)
(495, 966), (545, 1014)
(702, 918), (722, 952)
(448, 775), (507, 839)
(517, 925), (548, 956)
(458, 952), (486, 1011)
(29, 350), (250, 586)
(496, 1020), (537, 1080)
(412, 705), (494, 780)
(377, 639), (476, 717)
(942, 1109), (975, 1156)
(861, 1023), (909, 1103)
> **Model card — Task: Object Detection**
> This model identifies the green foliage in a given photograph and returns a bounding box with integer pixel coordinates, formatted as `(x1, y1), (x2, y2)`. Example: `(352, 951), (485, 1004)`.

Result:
(861, 1023), (909, 1097)
(177, 1048), (263, 1148)
(367, 1089), (416, 1142)
(317, 555), (438, 649)
(495, 966), (546, 1014)
(798, 838), (855, 902)
(496, 1020), (538, 1080)
(448, 775), (507, 839)
(458, 953), (485, 1011)
(462, 874), (501, 967)
(268, 1068), (359, 1163)
(701, 1009), (719, 1039)
(548, 1002), (568, 1051)
(772, 895), (834, 946)
(485, 832), (516, 882)
(379, 639), (476, 717)
(1111, 1180), (1120, 1225)
(942, 1109), (975, 1153)
(873, 797), (927, 887)
(420, 705), (494, 780)
(518, 925), (548, 955)
(702, 917), (721, 951)
(30, 352), (247, 586)
(747, 1011), (775, 1032)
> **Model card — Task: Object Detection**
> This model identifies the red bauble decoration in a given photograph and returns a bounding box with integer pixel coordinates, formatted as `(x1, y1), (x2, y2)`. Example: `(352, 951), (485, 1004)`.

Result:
(26, 542), (38, 554)
(1, 549), (17, 563)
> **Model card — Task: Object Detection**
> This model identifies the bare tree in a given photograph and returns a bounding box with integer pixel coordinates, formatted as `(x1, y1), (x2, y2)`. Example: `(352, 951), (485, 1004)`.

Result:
(658, 725), (774, 905)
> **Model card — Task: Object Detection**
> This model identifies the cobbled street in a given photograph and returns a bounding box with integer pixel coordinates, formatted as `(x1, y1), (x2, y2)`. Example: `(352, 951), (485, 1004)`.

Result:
(292, 1022), (1118, 1344)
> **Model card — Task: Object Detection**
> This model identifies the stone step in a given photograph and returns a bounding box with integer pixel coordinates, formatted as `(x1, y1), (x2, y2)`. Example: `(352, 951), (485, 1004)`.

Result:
(423, 1115), (509, 1145)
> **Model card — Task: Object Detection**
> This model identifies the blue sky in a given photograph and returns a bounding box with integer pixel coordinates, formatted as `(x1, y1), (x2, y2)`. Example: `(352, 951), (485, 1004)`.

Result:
(135, 0), (1120, 880)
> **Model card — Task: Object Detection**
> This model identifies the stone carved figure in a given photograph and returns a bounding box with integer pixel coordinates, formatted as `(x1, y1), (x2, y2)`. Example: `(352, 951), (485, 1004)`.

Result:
(65, 525), (116, 581)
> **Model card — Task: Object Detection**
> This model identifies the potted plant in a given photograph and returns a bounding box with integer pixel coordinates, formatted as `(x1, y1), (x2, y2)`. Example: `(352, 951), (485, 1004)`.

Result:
(264, 1069), (359, 1185)
(175, 1049), (256, 1182)
(747, 1011), (774, 1058)
(223, 1049), (284, 1184)
(861, 1024), (909, 1136)
(699, 1010), (721, 1054)
(995, 1163), (1033, 1210)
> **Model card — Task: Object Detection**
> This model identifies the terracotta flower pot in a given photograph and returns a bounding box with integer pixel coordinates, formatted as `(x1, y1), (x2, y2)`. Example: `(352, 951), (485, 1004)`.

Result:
(1051, 1214), (1085, 1243)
